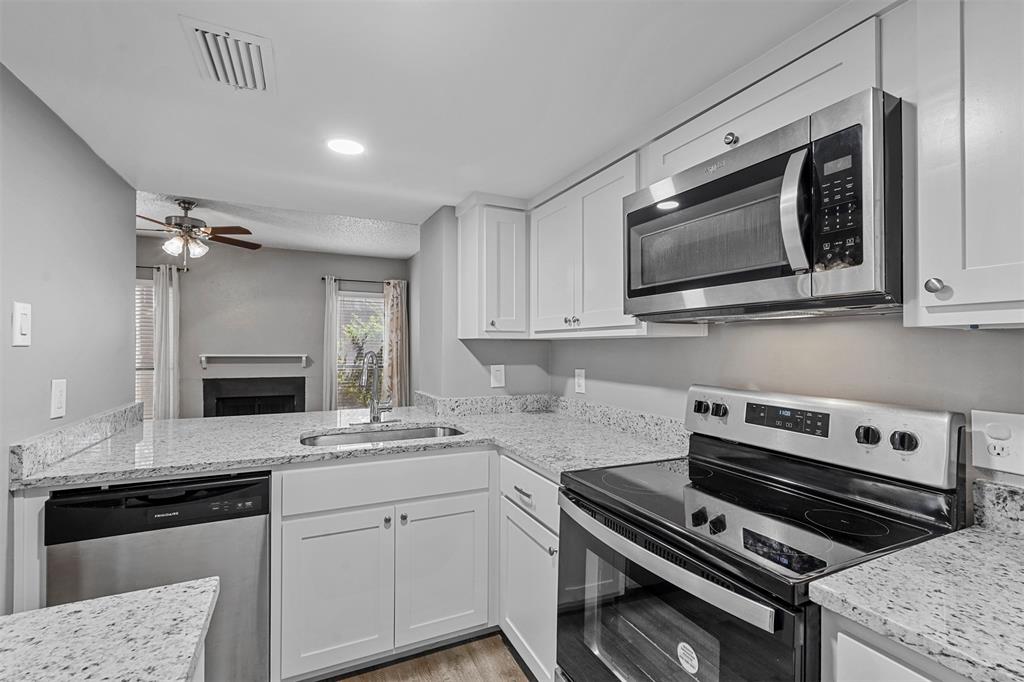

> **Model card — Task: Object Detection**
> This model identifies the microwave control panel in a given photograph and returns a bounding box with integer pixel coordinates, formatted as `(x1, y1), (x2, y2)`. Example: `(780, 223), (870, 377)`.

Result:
(812, 125), (863, 271)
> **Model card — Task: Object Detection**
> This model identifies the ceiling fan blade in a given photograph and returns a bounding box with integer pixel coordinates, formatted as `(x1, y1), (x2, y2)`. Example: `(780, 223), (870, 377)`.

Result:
(137, 228), (172, 233)
(136, 214), (167, 227)
(207, 226), (253, 235)
(209, 235), (262, 250)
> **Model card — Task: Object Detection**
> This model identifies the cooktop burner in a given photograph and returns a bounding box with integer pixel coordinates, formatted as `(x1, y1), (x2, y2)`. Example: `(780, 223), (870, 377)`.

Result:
(804, 508), (891, 537)
(563, 456), (934, 585)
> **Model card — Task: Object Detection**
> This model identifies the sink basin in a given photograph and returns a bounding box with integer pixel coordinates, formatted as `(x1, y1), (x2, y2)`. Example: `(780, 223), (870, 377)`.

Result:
(300, 426), (464, 447)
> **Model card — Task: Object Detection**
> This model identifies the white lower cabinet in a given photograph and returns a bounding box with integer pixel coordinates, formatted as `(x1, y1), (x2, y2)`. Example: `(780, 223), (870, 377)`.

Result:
(280, 505), (396, 679)
(499, 497), (558, 682)
(394, 492), (490, 647)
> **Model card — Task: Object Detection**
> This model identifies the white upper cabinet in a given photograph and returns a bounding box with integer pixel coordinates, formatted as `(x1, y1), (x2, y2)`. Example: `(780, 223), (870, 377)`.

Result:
(530, 195), (580, 332)
(640, 19), (880, 187)
(457, 199), (528, 339)
(906, 0), (1024, 327)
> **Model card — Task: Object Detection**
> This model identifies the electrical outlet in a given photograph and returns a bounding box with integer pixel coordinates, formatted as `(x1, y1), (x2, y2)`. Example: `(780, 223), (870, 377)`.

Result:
(490, 364), (506, 388)
(575, 368), (586, 394)
(972, 409), (1024, 475)
(50, 379), (67, 419)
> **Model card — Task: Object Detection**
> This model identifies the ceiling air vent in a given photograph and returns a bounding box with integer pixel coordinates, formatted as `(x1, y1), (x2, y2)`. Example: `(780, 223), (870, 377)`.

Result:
(180, 17), (274, 92)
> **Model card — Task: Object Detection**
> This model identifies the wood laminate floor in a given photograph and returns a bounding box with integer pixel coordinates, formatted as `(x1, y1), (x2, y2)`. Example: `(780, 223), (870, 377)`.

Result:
(338, 634), (529, 682)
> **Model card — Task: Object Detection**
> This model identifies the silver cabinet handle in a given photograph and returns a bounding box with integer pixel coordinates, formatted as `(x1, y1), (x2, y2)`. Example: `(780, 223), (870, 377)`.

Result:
(400, 513), (408, 523)
(723, 131), (739, 146)
(779, 147), (810, 274)
(558, 491), (777, 633)
(384, 515), (392, 525)
(924, 278), (945, 293)
(547, 546), (558, 556)
(489, 319), (496, 327)
(513, 485), (533, 499)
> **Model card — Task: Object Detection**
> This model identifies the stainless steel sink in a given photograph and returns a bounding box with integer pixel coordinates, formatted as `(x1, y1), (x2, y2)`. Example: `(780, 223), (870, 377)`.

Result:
(300, 426), (464, 447)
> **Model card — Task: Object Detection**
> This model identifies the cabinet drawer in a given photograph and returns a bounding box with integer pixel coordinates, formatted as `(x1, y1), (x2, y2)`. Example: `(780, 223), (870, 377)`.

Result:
(282, 450), (491, 517)
(500, 456), (560, 532)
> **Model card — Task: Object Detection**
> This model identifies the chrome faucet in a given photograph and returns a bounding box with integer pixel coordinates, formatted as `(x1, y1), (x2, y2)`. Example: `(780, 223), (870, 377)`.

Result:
(359, 351), (392, 423)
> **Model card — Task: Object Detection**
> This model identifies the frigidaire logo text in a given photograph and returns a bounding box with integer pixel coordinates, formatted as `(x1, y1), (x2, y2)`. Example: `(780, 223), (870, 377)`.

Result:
(153, 511), (179, 519)
(704, 160), (725, 175)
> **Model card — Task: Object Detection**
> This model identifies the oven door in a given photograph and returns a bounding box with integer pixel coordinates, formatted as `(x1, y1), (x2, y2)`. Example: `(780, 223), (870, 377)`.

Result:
(557, 492), (813, 682)
(623, 118), (813, 318)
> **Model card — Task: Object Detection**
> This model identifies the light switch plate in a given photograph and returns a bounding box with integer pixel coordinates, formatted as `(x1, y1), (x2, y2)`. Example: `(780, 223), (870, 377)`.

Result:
(11, 301), (31, 346)
(971, 409), (1024, 475)
(575, 368), (586, 394)
(50, 379), (67, 419)
(490, 364), (506, 388)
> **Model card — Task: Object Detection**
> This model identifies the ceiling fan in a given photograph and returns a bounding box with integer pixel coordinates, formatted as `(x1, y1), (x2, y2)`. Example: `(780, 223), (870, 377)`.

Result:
(136, 199), (262, 264)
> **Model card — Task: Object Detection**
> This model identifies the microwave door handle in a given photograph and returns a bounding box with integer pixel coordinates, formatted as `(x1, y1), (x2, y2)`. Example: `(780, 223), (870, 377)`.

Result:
(558, 492), (777, 633)
(779, 148), (810, 273)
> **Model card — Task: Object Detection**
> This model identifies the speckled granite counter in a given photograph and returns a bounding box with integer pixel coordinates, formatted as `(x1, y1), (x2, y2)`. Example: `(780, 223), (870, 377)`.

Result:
(10, 405), (685, 490)
(0, 578), (218, 681)
(810, 480), (1024, 682)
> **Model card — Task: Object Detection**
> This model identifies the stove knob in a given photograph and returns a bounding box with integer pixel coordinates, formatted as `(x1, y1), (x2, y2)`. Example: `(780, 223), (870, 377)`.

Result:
(855, 425), (881, 445)
(708, 514), (727, 535)
(710, 403), (729, 418)
(890, 431), (919, 452)
(691, 506), (708, 527)
(693, 400), (710, 415)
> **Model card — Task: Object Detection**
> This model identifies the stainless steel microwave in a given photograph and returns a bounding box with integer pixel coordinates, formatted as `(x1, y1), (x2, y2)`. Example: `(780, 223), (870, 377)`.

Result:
(623, 88), (902, 322)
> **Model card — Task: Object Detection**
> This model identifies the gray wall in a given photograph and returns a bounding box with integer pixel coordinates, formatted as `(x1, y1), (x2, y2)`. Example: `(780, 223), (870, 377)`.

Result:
(1, 65), (137, 613)
(137, 237), (408, 418)
(548, 316), (1024, 419)
(408, 206), (549, 397)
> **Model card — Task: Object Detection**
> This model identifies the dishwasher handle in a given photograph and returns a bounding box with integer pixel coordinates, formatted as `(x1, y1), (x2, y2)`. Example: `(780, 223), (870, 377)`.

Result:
(45, 473), (270, 546)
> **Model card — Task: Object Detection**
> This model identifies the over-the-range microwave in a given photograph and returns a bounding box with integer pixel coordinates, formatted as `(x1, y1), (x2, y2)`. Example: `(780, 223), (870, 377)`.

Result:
(623, 88), (902, 322)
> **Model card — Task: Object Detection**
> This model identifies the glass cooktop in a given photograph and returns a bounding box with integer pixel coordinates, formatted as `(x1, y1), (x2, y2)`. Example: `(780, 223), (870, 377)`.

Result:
(563, 458), (934, 583)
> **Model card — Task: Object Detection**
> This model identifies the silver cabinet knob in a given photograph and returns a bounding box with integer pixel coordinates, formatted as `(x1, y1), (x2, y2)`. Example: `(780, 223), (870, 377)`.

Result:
(571, 315), (580, 325)
(400, 513), (408, 523)
(489, 319), (496, 327)
(547, 546), (558, 556)
(923, 278), (945, 293)
(384, 515), (392, 525)
(563, 316), (571, 325)
(723, 131), (739, 146)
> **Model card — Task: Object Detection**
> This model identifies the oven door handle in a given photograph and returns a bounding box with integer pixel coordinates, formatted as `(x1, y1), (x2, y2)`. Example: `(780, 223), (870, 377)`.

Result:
(779, 147), (810, 274)
(559, 492), (778, 634)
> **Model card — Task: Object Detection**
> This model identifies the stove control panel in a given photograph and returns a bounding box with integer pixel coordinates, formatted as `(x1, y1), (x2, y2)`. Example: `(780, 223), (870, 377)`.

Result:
(744, 402), (830, 438)
(685, 384), (965, 490)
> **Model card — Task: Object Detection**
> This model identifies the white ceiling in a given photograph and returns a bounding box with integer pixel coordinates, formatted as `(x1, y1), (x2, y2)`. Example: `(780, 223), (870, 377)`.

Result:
(2, 0), (845, 231)
(136, 192), (420, 259)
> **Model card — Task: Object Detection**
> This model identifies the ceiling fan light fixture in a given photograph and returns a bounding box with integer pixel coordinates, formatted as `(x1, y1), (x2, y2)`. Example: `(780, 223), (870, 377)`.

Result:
(326, 138), (365, 155)
(162, 235), (185, 256)
(187, 239), (210, 258)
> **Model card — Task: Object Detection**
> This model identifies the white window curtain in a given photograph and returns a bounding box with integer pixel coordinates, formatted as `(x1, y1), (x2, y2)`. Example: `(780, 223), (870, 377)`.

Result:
(383, 279), (410, 407)
(151, 265), (180, 420)
(322, 275), (339, 410)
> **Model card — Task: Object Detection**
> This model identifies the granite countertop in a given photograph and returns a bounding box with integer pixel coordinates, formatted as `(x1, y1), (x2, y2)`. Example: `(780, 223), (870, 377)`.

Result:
(810, 481), (1024, 682)
(11, 405), (684, 490)
(0, 578), (219, 681)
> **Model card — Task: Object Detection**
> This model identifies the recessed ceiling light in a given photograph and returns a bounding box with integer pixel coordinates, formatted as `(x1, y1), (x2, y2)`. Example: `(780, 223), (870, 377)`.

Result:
(656, 200), (680, 210)
(326, 138), (365, 155)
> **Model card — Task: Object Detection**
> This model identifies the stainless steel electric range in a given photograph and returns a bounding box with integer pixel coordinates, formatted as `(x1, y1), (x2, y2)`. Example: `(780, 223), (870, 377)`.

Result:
(555, 385), (966, 682)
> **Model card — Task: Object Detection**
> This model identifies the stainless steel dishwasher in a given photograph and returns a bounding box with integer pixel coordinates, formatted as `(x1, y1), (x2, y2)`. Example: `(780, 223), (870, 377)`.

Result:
(45, 473), (270, 682)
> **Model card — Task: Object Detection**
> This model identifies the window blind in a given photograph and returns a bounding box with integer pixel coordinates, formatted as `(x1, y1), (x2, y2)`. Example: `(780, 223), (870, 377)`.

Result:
(135, 281), (155, 419)
(336, 289), (385, 409)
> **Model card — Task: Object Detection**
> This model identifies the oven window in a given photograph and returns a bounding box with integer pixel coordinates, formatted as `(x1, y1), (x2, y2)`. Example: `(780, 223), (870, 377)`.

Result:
(557, 508), (803, 682)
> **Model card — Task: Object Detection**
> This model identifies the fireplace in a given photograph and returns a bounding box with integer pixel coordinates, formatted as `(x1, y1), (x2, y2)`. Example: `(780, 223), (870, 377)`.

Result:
(202, 377), (306, 417)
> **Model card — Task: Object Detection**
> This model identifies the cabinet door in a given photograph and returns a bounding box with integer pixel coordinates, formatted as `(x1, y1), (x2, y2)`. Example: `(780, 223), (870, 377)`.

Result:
(500, 498), (558, 682)
(577, 154), (639, 330)
(280, 505), (395, 679)
(910, 0), (1024, 326)
(531, 195), (580, 331)
(835, 633), (931, 682)
(394, 492), (489, 647)
(483, 207), (528, 332)
(640, 19), (879, 186)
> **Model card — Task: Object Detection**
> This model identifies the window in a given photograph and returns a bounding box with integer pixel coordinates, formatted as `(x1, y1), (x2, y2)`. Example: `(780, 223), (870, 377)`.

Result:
(134, 280), (155, 419)
(336, 289), (386, 408)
